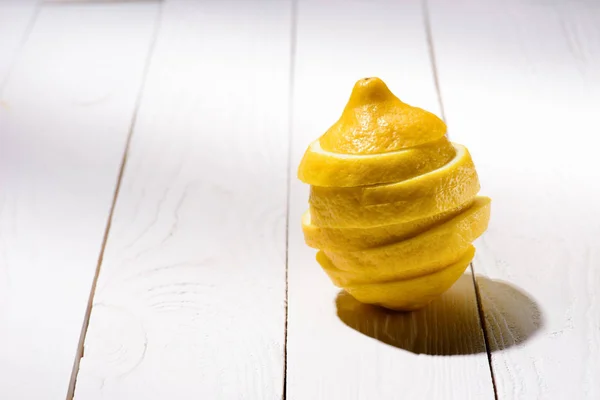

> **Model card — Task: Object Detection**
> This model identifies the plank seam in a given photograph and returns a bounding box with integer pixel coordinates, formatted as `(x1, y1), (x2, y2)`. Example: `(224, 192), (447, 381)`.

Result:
(65, 2), (165, 399)
(283, 0), (298, 399)
(422, 0), (446, 123)
(422, 1), (498, 398)
(470, 264), (499, 400)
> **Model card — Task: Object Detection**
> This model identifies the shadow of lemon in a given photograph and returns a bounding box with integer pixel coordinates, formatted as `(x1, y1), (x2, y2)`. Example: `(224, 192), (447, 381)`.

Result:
(336, 274), (542, 355)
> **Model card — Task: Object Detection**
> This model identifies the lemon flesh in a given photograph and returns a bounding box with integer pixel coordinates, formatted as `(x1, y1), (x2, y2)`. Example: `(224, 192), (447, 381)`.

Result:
(302, 200), (472, 252)
(297, 77), (490, 311)
(317, 196), (490, 286)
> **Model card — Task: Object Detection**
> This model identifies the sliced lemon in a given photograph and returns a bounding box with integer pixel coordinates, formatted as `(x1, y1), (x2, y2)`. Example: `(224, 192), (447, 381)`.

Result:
(296, 77), (490, 312)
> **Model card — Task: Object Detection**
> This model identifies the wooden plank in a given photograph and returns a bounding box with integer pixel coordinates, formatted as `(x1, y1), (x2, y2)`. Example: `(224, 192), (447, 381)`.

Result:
(0, 3), (159, 399)
(429, 0), (600, 398)
(0, 0), (38, 89)
(73, 1), (292, 399)
(286, 1), (495, 399)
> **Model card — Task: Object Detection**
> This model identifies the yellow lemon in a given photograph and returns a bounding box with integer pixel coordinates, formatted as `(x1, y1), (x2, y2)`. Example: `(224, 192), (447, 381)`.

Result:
(317, 196), (490, 286)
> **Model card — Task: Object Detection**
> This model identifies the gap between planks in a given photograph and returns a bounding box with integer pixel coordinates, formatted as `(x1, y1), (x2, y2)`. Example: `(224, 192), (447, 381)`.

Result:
(423, 0), (498, 398)
(65, 2), (165, 399)
(43, 0), (162, 5)
(0, 2), (42, 96)
(283, 1), (299, 399)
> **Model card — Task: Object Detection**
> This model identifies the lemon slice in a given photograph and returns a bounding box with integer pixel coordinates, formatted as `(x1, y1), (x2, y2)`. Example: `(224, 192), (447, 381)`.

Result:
(298, 137), (456, 187)
(302, 200), (471, 251)
(309, 144), (480, 228)
(317, 196), (490, 286)
(319, 78), (447, 154)
(343, 246), (475, 311)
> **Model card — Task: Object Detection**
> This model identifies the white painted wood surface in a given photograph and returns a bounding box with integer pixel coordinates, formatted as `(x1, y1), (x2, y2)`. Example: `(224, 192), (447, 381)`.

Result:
(286, 1), (494, 399)
(0, 0), (38, 89)
(1, 0), (598, 398)
(0, 3), (158, 399)
(73, 1), (292, 399)
(430, 0), (600, 398)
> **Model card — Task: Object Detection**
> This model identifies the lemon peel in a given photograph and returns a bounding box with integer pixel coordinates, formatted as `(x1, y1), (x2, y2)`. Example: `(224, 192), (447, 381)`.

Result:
(342, 246), (476, 311)
(320, 78), (447, 154)
(309, 144), (480, 228)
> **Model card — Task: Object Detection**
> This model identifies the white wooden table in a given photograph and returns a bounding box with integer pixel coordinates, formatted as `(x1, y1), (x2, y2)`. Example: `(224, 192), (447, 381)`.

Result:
(1, 0), (598, 399)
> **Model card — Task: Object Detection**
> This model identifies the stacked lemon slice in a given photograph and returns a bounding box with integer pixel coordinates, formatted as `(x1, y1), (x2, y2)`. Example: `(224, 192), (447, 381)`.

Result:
(298, 78), (491, 311)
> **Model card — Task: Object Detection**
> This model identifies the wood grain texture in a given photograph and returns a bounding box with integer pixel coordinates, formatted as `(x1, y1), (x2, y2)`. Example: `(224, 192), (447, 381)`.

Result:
(0, 3), (159, 399)
(0, 0), (38, 89)
(429, 0), (600, 398)
(286, 1), (495, 399)
(74, 1), (292, 399)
